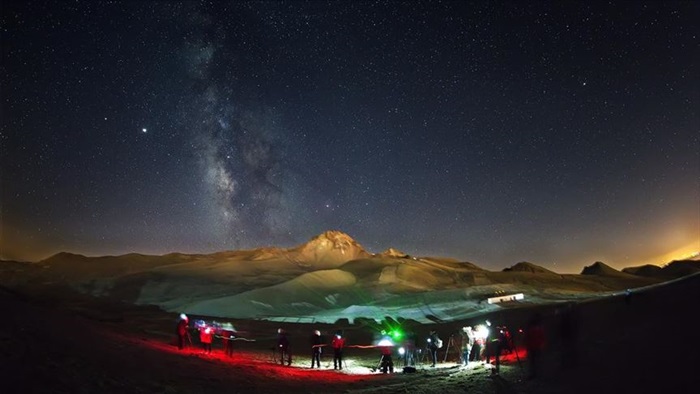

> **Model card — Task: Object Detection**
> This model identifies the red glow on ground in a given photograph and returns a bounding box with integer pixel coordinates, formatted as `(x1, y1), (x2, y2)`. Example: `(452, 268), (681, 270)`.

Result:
(498, 346), (527, 362)
(114, 331), (383, 384)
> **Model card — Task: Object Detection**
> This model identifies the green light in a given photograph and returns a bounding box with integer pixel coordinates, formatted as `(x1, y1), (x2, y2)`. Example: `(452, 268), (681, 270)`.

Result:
(391, 330), (403, 340)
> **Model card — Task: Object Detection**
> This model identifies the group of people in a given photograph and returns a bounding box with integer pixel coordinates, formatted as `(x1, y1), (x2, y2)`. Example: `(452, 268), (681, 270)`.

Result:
(175, 314), (237, 356)
(175, 313), (550, 378)
(276, 328), (346, 370)
(456, 322), (513, 374)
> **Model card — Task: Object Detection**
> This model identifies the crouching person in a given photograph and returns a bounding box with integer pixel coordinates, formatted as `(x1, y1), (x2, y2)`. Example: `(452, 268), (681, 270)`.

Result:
(380, 344), (394, 374)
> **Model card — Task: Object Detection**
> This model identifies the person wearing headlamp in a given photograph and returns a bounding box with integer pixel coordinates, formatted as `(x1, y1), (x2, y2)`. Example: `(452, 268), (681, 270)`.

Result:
(332, 330), (345, 370)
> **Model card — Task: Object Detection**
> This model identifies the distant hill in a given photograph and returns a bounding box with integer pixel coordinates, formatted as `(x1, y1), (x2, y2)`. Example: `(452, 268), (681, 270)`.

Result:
(581, 261), (634, 277)
(662, 260), (700, 277)
(622, 260), (700, 279)
(502, 261), (557, 274)
(2, 230), (688, 323)
(622, 264), (663, 277)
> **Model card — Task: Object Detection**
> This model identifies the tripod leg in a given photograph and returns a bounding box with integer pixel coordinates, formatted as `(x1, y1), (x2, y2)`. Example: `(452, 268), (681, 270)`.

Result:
(443, 338), (451, 362)
(513, 339), (522, 369)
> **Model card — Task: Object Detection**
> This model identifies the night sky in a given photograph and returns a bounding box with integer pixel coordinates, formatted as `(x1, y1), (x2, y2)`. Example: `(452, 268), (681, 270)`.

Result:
(1, 1), (698, 272)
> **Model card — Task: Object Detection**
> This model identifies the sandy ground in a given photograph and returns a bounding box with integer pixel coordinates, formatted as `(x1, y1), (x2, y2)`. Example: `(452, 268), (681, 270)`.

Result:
(3, 273), (700, 393)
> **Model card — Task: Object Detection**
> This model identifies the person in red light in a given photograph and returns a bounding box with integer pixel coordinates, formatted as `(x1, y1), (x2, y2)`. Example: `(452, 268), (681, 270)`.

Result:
(199, 326), (213, 354)
(331, 330), (346, 370)
(176, 314), (189, 350)
(379, 340), (394, 374)
(354, 338), (396, 374)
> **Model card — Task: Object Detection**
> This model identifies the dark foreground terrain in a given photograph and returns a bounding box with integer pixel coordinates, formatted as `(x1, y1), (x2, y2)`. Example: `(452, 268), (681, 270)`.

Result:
(2, 273), (700, 393)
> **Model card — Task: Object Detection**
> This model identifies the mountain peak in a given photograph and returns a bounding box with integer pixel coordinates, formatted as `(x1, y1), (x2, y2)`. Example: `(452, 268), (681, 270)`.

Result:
(310, 230), (357, 245)
(379, 248), (409, 258)
(503, 261), (556, 274)
(581, 261), (629, 276)
(291, 230), (370, 268)
(41, 252), (88, 264)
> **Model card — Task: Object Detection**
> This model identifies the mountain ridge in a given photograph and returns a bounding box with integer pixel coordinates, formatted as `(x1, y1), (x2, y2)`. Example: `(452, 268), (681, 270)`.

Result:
(19, 230), (695, 276)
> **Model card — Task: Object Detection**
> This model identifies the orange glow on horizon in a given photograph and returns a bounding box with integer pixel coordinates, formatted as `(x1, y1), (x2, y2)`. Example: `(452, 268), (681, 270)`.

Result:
(640, 242), (700, 267)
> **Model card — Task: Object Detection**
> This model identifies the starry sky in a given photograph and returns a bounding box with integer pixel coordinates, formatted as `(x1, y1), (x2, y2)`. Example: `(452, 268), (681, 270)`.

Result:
(1, 1), (698, 272)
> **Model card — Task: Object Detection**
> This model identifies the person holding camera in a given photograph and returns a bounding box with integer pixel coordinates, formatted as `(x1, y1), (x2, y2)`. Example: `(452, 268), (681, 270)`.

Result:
(427, 330), (441, 367)
(486, 322), (507, 374)
(310, 329), (323, 368)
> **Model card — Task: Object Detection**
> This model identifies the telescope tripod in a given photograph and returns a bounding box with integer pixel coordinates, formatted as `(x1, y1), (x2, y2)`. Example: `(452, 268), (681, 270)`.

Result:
(443, 335), (457, 362)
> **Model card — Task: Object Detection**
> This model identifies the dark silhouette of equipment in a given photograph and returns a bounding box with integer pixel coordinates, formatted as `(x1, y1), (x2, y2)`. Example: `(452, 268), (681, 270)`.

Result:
(418, 343), (430, 365)
(185, 330), (193, 348)
(443, 334), (457, 362)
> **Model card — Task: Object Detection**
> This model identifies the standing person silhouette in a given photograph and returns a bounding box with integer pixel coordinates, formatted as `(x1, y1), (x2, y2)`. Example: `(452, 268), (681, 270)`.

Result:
(176, 314), (189, 350)
(331, 330), (345, 370)
(427, 330), (440, 367)
(485, 320), (506, 374)
(310, 330), (323, 368)
(220, 323), (235, 357)
(460, 326), (475, 367)
(277, 328), (292, 366)
(199, 326), (213, 354)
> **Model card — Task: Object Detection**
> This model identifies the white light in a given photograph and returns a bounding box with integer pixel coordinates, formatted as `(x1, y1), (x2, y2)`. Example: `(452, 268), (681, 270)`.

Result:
(142, 128), (147, 133)
(475, 325), (489, 340)
(377, 338), (394, 347)
(179, 313), (188, 321)
(398, 347), (405, 355)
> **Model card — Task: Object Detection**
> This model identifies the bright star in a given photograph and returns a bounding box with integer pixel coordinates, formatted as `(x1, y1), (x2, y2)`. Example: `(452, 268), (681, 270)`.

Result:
(142, 128), (147, 133)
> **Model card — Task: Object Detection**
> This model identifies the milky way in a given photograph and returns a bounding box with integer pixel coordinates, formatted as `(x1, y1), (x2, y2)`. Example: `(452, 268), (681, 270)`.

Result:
(179, 6), (296, 246)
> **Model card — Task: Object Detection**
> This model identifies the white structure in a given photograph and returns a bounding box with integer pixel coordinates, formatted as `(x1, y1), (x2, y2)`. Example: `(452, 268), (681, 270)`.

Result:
(487, 293), (525, 304)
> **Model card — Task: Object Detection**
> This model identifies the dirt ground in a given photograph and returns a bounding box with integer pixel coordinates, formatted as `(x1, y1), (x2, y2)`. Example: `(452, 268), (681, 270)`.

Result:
(2, 274), (700, 393)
